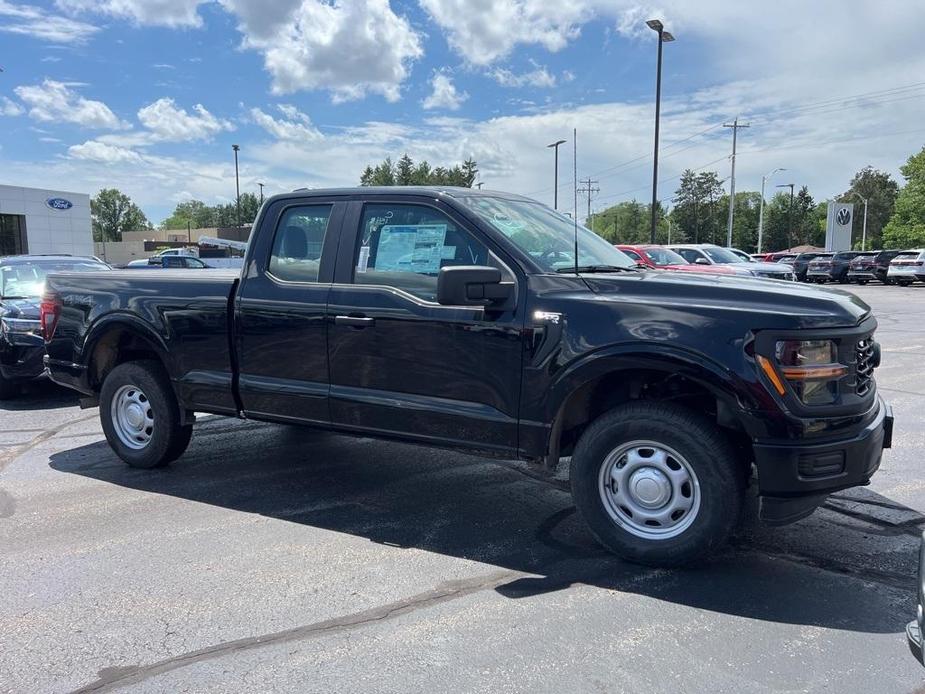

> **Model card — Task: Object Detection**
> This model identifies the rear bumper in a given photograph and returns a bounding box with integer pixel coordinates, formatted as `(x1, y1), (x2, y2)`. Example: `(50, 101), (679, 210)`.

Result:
(753, 397), (892, 524)
(44, 355), (93, 395)
(847, 270), (876, 281)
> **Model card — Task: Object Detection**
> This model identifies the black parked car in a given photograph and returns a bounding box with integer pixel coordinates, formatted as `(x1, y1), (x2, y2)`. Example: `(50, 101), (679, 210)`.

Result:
(871, 250), (902, 284)
(908, 532), (925, 665)
(0, 255), (110, 398)
(806, 251), (863, 283)
(846, 252), (880, 284)
(791, 252), (826, 282)
(43, 186), (892, 567)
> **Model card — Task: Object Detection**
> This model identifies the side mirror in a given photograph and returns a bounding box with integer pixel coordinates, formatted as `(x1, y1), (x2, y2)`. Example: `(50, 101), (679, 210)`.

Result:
(437, 266), (513, 307)
(695, 257), (710, 265)
(635, 261), (649, 269)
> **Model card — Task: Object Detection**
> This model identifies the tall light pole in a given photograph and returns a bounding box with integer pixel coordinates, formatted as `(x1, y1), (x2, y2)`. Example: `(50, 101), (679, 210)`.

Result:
(257, 182), (265, 204)
(757, 167), (785, 253)
(852, 191), (869, 251)
(647, 18), (674, 243)
(777, 183), (795, 251)
(232, 144), (241, 227)
(547, 139), (566, 209)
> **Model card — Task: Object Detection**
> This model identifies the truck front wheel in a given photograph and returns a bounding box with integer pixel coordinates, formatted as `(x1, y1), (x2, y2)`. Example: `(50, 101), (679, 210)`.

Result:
(100, 360), (192, 468)
(570, 402), (743, 567)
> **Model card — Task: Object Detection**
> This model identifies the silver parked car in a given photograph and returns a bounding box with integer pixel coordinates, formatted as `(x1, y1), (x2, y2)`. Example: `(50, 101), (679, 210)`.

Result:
(668, 244), (796, 281)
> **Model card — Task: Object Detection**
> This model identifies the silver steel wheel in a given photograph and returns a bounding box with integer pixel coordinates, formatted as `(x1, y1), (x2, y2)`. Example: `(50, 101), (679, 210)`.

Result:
(598, 440), (701, 540)
(110, 384), (154, 450)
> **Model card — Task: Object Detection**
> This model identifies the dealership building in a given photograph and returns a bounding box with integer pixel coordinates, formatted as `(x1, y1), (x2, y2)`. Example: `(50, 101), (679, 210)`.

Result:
(0, 184), (92, 257)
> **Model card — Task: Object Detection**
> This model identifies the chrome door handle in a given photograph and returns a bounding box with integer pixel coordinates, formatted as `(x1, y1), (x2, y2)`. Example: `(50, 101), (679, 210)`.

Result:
(335, 315), (375, 327)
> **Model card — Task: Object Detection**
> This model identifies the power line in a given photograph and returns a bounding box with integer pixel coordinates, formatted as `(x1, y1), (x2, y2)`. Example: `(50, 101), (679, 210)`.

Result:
(577, 177), (600, 224)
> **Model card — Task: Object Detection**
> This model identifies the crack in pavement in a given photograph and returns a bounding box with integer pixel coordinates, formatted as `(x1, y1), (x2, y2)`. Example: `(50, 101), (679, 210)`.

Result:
(69, 570), (522, 693)
(0, 411), (99, 474)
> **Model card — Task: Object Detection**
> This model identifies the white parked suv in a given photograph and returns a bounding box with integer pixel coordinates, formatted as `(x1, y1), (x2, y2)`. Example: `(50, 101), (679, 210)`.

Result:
(887, 249), (925, 286)
(668, 244), (796, 281)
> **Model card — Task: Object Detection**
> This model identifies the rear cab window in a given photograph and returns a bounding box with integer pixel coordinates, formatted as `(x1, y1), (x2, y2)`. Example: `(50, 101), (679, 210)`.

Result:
(268, 205), (333, 283)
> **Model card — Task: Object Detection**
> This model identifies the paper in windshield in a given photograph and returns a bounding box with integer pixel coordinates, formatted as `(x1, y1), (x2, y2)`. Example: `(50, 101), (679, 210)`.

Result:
(375, 224), (448, 273)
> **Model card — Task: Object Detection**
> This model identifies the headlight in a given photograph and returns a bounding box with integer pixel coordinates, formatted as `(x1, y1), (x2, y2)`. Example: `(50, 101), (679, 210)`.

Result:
(756, 339), (848, 405)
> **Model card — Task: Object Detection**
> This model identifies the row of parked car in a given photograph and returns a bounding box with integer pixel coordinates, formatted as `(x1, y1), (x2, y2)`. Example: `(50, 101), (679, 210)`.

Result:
(619, 243), (798, 281)
(752, 249), (925, 286)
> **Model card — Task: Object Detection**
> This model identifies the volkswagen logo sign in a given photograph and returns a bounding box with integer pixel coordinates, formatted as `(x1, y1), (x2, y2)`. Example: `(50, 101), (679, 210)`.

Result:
(46, 197), (73, 210)
(835, 208), (851, 226)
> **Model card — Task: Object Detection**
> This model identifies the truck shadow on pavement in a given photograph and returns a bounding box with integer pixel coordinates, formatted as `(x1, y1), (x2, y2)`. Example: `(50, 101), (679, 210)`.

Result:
(49, 418), (921, 636)
(0, 381), (80, 411)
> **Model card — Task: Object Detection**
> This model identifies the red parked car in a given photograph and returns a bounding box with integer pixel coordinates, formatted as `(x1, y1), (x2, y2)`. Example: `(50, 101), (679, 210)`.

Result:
(617, 245), (737, 275)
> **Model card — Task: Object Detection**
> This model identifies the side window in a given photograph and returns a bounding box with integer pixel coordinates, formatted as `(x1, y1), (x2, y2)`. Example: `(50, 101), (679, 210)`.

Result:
(353, 203), (492, 301)
(622, 249), (642, 262)
(268, 204), (333, 282)
(186, 258), (206, 268)
(677, 249), (700, 263)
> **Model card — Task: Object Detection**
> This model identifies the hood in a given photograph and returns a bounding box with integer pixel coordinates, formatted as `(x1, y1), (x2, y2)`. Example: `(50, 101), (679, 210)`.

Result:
(745, 261), (793, 273)
(581, 269), (869, 329)
(0, 297), (41, 319)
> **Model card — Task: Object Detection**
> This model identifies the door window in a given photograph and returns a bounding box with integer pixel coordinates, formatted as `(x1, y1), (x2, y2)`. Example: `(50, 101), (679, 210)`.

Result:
(353, 203), (491, 301)
(676, 248), (704, 264)
(268, 205), (333, 282)
(622, 249), (642, 262)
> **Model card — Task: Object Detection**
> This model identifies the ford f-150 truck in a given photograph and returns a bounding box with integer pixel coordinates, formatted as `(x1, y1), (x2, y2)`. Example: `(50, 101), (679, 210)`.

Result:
(42, 187), (893, 566)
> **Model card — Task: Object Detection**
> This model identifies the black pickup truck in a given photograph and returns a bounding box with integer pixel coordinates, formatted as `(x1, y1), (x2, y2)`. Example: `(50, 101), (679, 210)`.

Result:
(42, 187), (893, 566)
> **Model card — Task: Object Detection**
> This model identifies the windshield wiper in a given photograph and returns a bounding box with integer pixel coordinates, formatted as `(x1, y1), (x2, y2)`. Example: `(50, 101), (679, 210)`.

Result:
(556, 265), (638, 274)
(0, 296), (34, 300)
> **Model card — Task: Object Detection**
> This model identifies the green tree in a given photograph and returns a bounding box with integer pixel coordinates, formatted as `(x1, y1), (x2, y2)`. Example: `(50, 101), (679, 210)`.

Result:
(91, 188), (150, 242)
(591, 200), (673, 244)
(161, 200), (213, 230)
(672, 170), (725, 244)
(838, 166), (899, 250)
(238, 192), (260, 225)
(883, 146), (925, 248)
(359, 155), (477, 187)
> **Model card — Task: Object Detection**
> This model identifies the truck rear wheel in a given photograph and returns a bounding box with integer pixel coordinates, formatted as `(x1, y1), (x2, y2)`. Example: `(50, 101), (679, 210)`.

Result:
(100, 360), (192, 468)
(570, 402), (743, 567)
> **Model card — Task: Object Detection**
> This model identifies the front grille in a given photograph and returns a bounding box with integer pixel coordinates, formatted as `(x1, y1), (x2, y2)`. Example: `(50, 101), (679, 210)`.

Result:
(763, 271), (794, 280)
(856, 339), (875, 396)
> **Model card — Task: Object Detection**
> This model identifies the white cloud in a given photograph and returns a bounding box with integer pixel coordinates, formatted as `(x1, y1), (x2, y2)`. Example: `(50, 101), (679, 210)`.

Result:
(55, 0), (207, 28)
(136, 97), (234, 141)
(68, 140), (144, 164)
(418, 0), (587, 65)
(0, 0), (99, 43)
(422, 73), (468, 111)
(251, 104), (323, 141)
(491, 64), (558, 88)
(13, 79), (128, 129)
(0, 96), (24, 117)
(222, 0), (423, 102)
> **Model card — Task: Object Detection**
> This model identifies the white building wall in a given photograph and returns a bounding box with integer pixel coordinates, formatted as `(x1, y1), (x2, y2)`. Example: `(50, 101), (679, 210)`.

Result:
(0, 184), (92, 256)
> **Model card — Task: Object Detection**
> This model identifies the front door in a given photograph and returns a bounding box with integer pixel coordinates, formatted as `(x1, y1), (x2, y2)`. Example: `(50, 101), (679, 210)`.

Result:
(327, 198), (525, 454)
(236, 198), (344, 423)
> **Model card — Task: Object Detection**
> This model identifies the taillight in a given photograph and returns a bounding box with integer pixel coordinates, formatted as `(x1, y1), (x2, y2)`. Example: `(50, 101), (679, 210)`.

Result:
(40, 295), (61, 341)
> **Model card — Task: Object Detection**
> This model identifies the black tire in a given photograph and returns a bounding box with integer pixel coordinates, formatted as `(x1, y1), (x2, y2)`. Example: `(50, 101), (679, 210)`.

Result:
(570, 402), (744, 567)
(0, 372), (18, 400)
(99, 360), (193, 468)
(858, 280), (868, 285)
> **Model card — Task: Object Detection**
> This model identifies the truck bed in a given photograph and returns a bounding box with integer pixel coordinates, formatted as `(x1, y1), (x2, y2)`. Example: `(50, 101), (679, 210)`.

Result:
(45, 269), (240, 414)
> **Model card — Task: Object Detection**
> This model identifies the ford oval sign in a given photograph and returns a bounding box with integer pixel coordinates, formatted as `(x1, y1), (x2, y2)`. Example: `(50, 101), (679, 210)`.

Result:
(46, 197), (73, 210)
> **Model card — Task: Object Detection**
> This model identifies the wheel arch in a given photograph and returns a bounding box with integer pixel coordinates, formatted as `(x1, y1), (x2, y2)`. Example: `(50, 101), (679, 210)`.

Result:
(543, 346), (755, 467)
(83, 315), (172, 393)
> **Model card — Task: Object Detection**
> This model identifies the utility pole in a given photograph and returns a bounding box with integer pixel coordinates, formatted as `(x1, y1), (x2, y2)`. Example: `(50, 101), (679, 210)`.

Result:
(232, 144), (241, 227)
(577, 177), (600, 230)
(723, 118), (749, 247)
(757, 168), (785, 254)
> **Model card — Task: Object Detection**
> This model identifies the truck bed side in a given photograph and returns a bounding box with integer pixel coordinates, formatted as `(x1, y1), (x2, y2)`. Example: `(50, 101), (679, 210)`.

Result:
(45, 269), (240, 415)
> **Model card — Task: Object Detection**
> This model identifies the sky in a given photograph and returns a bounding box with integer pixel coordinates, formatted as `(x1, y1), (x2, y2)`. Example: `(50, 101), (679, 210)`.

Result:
(1, 0), (924, 225)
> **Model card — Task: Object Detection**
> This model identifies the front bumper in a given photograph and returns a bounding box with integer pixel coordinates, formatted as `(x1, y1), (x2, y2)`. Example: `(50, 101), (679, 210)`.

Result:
(753, 397), (892, 524)
(0, 343), (46, 382)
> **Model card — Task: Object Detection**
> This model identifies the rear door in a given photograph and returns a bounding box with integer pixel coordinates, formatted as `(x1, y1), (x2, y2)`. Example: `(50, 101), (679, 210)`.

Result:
(326, 196), (525, 454)
(235, 196), (345, 423)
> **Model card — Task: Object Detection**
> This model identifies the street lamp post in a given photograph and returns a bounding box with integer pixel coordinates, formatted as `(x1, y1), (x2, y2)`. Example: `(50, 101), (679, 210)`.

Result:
(257, 182), (265, 204)
(547, 139), (566, 210)
(232, 144), (241, 227)
(757, 167), (785, 253)
(852, 191), (869, 251)
(777, 183), (795, 251)
(647, 18), (674, 243)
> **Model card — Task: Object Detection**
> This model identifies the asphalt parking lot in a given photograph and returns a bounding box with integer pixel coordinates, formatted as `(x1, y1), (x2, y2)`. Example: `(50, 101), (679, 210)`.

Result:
(2, 283), (925, 693)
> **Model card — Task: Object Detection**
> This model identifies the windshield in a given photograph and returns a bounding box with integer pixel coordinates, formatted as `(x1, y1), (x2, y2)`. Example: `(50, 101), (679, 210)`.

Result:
(702, 246), (746, 264)
(645, 247), (688, 266)
(0, 259), (108, 298)
(460, 196), (636, 272)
